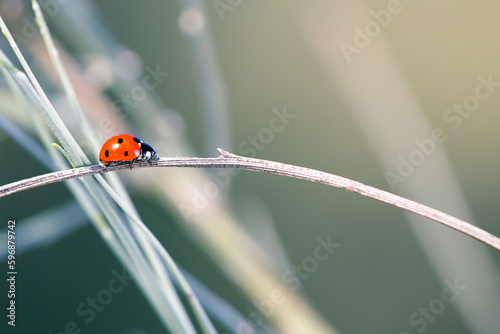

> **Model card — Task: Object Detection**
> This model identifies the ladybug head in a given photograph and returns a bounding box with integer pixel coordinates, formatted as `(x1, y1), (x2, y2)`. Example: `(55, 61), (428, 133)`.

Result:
(139, 142), (158, 161)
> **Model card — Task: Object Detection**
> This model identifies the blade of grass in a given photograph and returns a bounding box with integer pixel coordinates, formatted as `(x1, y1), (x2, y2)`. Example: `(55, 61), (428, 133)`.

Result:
(0, 18), (87, 166)
(177, 0), (232, 154)
(32, 0), (101, 154)
(95, 174), (217, 333)
(0, 21), (198, 333)
(30, 3), (216, 331)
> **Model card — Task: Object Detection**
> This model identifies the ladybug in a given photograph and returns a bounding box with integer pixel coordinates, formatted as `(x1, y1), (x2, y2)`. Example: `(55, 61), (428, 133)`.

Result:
(99, 134), (158, 169)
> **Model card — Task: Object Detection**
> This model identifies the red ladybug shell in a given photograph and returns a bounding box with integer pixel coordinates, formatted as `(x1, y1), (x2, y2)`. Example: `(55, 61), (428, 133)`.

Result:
(99, 134), (142, 163)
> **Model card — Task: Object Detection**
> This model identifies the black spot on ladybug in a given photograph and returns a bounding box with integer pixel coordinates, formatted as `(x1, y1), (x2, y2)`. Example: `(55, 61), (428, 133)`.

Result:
(133, 137), (141, 143)
(117, 138), (124, 144)
(105, 150), (109, 157)
(124, 151), (129, 157)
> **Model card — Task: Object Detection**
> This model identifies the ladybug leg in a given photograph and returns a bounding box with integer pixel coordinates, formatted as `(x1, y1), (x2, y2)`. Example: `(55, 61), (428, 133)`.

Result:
(103, 162), (113, 172)
(130, 158), (138, 170)
(103, 161), (122, 172)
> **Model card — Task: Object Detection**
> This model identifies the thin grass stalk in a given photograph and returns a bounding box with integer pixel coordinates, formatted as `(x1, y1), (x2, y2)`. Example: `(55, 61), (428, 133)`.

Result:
(1, 150), (499, 252)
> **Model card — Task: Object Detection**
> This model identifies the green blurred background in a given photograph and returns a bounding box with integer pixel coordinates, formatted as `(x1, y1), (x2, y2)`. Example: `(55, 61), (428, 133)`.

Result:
(1, 0), (500, 333)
